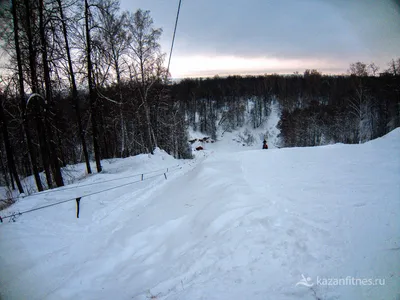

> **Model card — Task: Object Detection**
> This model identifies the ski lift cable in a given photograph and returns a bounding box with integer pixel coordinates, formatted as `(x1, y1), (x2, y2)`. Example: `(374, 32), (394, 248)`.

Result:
(1, 167), (182, 221)
(30, 164), (182, 197)
(166, 0), (182, 78)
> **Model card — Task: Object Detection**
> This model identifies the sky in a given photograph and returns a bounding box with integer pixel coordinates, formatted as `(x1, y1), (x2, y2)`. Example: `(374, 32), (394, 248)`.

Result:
(121, 0), (400, 78)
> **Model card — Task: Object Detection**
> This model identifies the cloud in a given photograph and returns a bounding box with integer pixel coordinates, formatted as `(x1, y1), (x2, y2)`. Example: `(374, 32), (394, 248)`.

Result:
(123, 0), (400, 75)
(174, 0), (399, 60)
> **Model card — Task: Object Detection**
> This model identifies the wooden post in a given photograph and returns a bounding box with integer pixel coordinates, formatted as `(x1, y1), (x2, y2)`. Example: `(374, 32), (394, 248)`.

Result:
(76, 197), (81, 218)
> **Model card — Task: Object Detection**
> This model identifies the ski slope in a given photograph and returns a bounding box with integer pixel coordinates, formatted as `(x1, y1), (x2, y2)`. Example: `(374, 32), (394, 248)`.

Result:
(0, 130), (399, 300)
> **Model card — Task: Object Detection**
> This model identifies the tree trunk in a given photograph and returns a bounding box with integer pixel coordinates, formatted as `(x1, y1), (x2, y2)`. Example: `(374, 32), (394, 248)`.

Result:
(12, 0), (43, 191)
(35, 110), (53, 188)
(0, 150), (10, 189)
(114, 60), (126, 157)
(39, 0), (64, 187)
(85, 0), (102, 172)
(0, 100), (24, 193)
(99, 110), (110, 159)
(24, 0), (53, 189)
(57, 0), (92, 174)
(143, 103), (154, 154)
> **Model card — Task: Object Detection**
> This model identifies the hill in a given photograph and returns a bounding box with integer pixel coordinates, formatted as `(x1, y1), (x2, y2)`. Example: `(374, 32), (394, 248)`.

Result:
(0, 129), (399, 299)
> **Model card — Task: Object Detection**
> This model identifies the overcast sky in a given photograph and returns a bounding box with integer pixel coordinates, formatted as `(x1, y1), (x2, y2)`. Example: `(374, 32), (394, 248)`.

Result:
(122, 0), (400, 78)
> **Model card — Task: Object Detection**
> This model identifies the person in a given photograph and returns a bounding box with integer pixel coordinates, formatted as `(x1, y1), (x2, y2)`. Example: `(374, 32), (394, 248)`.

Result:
(262, 140), (268, 149)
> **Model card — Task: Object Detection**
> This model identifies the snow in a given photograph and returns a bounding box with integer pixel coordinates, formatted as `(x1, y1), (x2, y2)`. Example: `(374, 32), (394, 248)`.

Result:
(188, 100), (282, 154)
(264, 98), (281, 148)
(1, 129), (399, 300)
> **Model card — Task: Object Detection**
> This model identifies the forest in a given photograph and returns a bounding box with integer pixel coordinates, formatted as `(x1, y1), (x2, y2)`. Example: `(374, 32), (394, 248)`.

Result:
(172, 63), (400, 147)
(0, 0), (399, 194)
(0, 0), (190, 194)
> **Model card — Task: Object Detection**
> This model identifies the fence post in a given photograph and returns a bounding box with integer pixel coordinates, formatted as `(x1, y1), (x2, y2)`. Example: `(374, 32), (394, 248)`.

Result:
(76, 197), (81, 218)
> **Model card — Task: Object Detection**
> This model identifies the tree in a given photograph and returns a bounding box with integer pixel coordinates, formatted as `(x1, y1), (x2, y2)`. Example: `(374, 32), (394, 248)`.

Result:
(38, 0), (64, 187)
(0, 95), (24, 193)
(128, 9), (163, 154)
(304, 69), (321, 77)
(56, 0), (92, 174)
(386, 58), (400, 76)
(85, 0), (102, 172)
(97, 0), (131, 156)
(368, 62), (379, 76)
(11, 0), (44, 191)
(348, 62), (368, 77)
(23, 0), (57, 189)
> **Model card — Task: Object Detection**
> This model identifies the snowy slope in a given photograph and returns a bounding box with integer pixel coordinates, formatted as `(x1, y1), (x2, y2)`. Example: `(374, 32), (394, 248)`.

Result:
(1, 130), (399, 300)
(263, 98), (281, 148)
(190, 99), (282, 153)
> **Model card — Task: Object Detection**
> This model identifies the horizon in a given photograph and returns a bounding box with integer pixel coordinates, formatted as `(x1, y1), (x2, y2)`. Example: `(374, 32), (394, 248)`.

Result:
(170, 68), (390, 81)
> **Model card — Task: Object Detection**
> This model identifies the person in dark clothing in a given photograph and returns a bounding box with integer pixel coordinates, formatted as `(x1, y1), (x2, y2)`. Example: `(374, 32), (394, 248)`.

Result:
(262, 140), (268, 149)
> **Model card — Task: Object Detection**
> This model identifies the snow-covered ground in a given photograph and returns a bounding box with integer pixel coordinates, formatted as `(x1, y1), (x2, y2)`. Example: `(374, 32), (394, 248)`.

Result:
(190, 99), (282, 153)
(0, 129), (399, 300)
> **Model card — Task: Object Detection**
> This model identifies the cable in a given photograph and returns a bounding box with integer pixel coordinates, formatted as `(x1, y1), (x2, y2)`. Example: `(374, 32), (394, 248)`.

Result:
(29, 164), (181, 197)
(0, 167), (182, 221)
(167, 0), (182, 77)
(0, 169), (179, 220)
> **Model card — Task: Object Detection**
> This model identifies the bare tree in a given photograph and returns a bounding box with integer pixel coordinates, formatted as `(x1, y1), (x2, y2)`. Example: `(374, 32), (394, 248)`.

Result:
(348, 62), (368, 77)
(56, 0), (92, 174)
(0, 95), (24, 193)
(368, 62), (379, 76)
(98, 0), (131, 156)
(348, 78), (375, 144)
(386, 58), (400, 76)
(85, 0), (102, 172)
(11, 0), (43, 191)
(128, 9), (163, 154)
(38, 0), (64, 187)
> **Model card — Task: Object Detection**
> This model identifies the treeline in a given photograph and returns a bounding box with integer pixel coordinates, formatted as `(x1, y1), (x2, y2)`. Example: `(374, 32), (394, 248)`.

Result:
(171, 61), (400, 147)
(0, 0), (190, 194)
